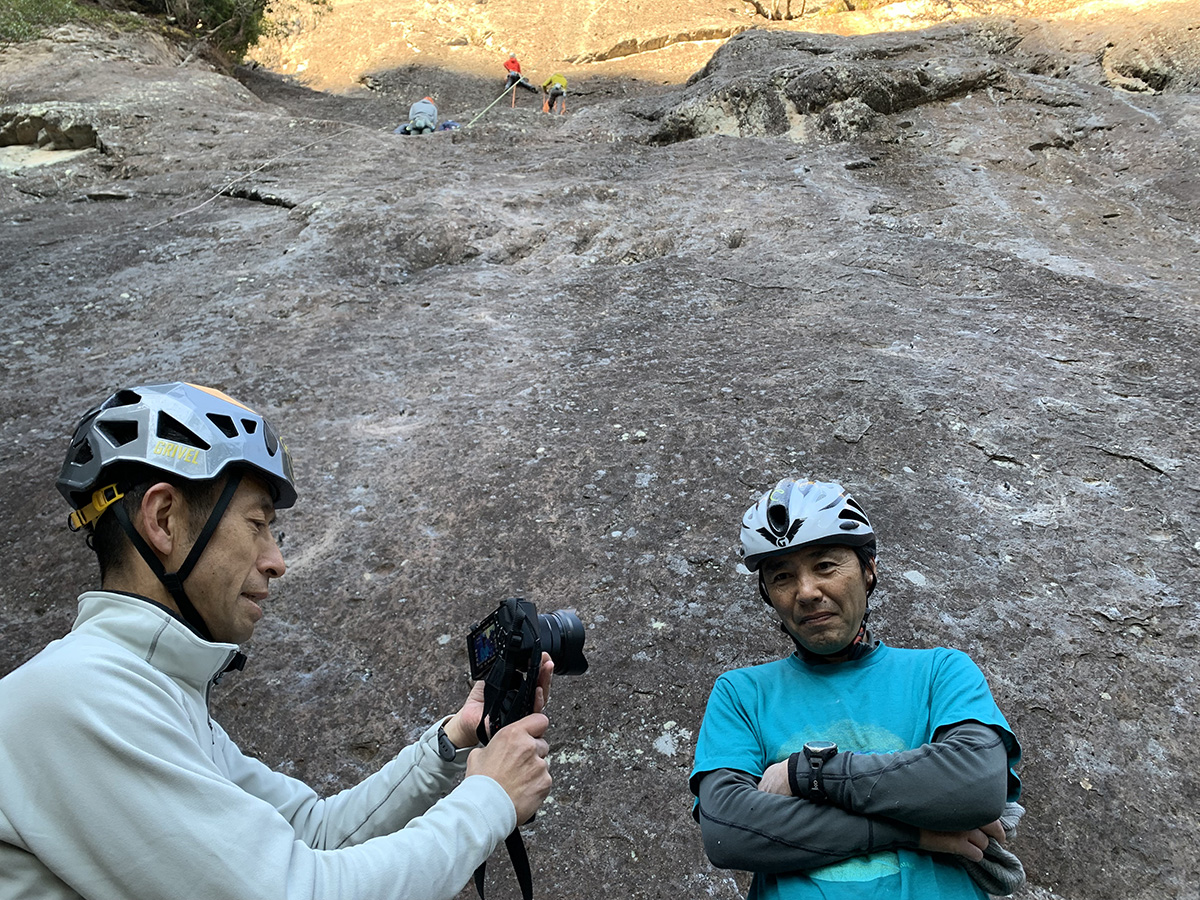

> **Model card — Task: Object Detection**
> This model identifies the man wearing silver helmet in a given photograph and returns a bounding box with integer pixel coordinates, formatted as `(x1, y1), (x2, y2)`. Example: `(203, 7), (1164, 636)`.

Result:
(690, 478), (1024, 900)
(0, 382), (553, 900)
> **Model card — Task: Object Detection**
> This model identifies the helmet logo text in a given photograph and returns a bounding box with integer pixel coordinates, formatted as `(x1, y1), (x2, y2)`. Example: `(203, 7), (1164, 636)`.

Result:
(152, 440), (202, 465)
(757, 519), (803, 548)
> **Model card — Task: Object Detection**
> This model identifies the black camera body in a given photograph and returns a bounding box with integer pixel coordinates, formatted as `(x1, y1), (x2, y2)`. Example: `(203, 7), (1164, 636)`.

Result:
(467, 597), (588, 743)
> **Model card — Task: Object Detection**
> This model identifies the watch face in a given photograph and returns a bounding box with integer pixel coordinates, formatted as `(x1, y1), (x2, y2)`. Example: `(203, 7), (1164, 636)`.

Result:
(804, 741), (837, 759)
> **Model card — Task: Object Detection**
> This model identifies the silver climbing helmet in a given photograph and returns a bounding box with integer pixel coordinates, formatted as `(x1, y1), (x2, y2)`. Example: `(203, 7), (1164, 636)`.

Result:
(739, 478), (875, 573)
(58, 381), (296, 530)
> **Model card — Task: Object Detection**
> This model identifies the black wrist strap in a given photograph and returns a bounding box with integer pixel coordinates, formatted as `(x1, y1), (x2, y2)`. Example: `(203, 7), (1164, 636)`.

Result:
(474, 827), (533, 900)
(787, 752), (804, 797)
(436, 725), (458, 762)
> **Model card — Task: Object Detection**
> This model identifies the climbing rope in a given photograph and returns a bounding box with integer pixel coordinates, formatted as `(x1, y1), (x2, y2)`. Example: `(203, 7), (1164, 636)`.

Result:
(465, 86), (523, 129)
(145, 125), (357, 230)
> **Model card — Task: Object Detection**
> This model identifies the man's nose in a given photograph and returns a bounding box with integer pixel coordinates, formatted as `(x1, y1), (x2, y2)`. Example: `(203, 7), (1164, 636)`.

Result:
(793, 570), (822, 602)
(262, 536), (287, 579)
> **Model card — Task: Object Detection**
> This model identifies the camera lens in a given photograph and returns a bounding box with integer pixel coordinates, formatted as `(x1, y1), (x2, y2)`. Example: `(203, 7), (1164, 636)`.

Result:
(537, 609), (589, 676)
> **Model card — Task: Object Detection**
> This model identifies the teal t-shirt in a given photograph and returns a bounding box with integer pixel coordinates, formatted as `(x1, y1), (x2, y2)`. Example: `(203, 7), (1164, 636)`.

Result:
(691, 643), (1021, 900)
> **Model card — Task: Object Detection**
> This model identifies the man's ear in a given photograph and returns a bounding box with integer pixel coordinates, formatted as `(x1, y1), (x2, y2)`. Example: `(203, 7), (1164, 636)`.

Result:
(864, 558), (878, 594)
(138, 482), (187, 559)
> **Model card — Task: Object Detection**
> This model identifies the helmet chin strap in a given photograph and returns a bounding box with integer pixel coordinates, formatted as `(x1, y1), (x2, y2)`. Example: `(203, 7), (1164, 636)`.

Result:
(110, 471), (244, 643)
(784, 607), (874, 664)
(758, 572), (875, 664)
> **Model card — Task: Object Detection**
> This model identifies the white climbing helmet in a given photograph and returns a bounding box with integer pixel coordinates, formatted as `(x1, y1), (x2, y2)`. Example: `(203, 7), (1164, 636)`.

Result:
(739, 478), (875, 573)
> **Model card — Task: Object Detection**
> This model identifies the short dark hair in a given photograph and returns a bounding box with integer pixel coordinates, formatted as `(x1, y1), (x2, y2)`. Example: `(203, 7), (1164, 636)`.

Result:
(88, 466), (221, 581)
(852, 545), (878, 596)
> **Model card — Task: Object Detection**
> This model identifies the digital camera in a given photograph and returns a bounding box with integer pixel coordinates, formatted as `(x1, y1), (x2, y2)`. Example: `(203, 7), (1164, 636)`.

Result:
(467, 597), (588, 741)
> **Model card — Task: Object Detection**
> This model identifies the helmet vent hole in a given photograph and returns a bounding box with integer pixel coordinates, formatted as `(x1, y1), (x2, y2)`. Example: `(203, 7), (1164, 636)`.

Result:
(207, 413), (238, 439)
(767, 503), (790, 535)
(72, 440), (95, 465)
(241, 418), (258, 435)
(99, 389), (142, 411)
(838, 507), (869, 527)
(97, 419), (138, 448)
(262, 420), (279, 456)
(156, 412), (211, 450)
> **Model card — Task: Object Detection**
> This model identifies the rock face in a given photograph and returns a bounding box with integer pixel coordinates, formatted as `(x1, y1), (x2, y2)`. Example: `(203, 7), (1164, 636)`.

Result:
(1, 4), (1198, 900)
(248, 0), (755, 89)
(0, 108), (98, 149)
(641, 28), (1008, 143)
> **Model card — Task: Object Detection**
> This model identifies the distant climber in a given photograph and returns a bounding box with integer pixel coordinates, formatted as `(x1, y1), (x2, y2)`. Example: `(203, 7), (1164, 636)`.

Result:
(542, 74), (568, 115)
(503, 54), (537, 95)
(404, 96), (438, 135)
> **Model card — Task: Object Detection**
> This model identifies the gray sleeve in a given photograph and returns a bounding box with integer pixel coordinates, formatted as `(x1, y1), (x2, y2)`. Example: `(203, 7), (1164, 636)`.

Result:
(695, 768), (919, 873)
(227, 718), (471, 848)
(819, 721), (1009, 831)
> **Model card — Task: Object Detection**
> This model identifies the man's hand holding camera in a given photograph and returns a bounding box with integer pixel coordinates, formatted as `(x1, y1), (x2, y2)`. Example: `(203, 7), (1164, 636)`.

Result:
(453, 596), (587, 842)
(467, 710), (553, 824)
(444, 652), (555, 749)
(444, 652), (556, 823)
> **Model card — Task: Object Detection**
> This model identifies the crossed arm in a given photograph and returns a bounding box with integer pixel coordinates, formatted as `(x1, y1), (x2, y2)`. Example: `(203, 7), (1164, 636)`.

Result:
(695, 721), (1009, 873)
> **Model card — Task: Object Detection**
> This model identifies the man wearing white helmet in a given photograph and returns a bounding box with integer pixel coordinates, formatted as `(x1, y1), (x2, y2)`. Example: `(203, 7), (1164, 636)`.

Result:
(0, 382), (553, 900)
(690, 478), (1024, 899)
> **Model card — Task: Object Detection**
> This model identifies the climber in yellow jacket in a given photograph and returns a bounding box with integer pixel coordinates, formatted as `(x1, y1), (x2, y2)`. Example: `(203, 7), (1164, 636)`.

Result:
(542, 73), (568, 115)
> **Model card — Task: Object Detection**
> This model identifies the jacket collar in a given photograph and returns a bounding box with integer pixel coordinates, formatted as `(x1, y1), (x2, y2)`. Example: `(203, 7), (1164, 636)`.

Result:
(72, 590), (242, 690)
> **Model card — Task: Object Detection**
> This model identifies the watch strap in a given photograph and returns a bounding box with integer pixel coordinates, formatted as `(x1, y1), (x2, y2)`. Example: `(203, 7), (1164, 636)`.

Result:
(436, 724), (459, 761)
(799, 741), (837, 802)
(806, 761), (825, 801)
(787, 751), (804, 797)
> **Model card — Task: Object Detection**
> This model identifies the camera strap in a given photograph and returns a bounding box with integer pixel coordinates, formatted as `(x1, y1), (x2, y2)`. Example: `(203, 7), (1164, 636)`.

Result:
(474, 827), (533, 900)
(475, 602), (539, 746)
(472, 599), (539, 900)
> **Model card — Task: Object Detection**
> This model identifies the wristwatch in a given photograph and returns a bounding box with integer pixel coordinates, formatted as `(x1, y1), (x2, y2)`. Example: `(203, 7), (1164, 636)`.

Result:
(792, 740), (838, 801)
(435, 724), (459, 762)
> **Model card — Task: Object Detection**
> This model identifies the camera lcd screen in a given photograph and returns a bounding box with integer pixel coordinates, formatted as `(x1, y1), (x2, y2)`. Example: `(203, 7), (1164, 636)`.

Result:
(467, 613), (501, 680)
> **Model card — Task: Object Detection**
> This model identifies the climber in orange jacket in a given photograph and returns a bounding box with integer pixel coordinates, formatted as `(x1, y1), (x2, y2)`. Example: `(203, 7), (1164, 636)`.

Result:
(503, 54), (537, 94)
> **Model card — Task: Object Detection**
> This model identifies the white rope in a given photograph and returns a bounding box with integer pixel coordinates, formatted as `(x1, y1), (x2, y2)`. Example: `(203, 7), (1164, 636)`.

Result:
(144, 125), (357, 230)
(465, 86), (520, 129)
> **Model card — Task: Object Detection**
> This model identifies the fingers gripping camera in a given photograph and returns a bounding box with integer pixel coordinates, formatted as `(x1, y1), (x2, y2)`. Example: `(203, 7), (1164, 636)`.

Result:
(468, 598), (588, 744)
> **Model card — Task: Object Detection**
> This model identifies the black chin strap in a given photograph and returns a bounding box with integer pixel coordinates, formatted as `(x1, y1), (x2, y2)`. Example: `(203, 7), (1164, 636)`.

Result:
(785, 608), (875, 664)
(111, 471), (244, 643)
(758, 570), (877, 664)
